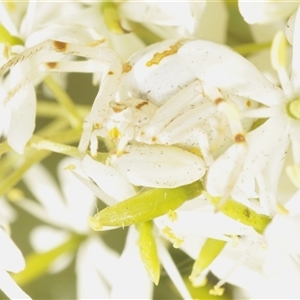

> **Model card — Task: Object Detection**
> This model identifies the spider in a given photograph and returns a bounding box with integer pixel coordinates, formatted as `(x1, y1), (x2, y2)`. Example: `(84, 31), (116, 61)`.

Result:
(0, 37), (256, 191)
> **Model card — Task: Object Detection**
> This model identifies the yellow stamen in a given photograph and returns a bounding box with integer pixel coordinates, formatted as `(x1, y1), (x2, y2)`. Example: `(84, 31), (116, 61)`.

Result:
(287, 99), (300, 120)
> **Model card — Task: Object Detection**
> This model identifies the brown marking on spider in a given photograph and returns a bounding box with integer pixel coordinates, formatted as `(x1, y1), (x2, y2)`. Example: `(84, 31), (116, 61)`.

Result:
(110, 101), (127, 113)
(214, 97), (224, 106)
(234, 133), (245, 143)
(135, 101), (148, 110)
(46, 62), (58, 69)
(108, 71), (114, 75)
(53, 41), (67, 52)
(122, 62), (132, 73)
(146, 40), (185, 67)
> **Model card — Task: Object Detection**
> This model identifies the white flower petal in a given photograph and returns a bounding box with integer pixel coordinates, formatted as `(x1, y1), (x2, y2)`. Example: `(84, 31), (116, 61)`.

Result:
(21, 2), (83, 38)
(264, 213), (300, 255)
(76, 236), (119, 299)
(110, 227), (153, 299)
(25, 23), (103, 48)
(207, 116), (289, 212)
(155, 199), (254, 242)
(71, 170), (117, 206)
(0, 228), (25, 272)
(57, 157), (95, 233)
(0, 269), (31, 300)
(16, 198), (62, 226)
(111, 144), (206, 188)
(194, 1), (227, 43)
(81, 155), (136, 201)
(23, 163), (67, 225)
(120, 2), (198, 27)
(210, 235), (269, 294)
(284, 189), (300, 215)
(250, 22), (286, 43)
(48, 253), (74, 274)
(238, 1), (298, 24)
(206, 141), (258, 207)
(7, 85), (36, 154)
(291, 7), (300, 93)
(286, 10), (296, 45)
(29, 226), (69, 253)
(107, 32), (145, 61)
(178, 39), (285, 106)
(0, 198), (17, 223)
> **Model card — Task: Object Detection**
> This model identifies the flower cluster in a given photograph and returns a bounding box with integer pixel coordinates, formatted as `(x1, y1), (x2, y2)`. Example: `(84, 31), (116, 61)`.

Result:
(0, 1), (300, 299)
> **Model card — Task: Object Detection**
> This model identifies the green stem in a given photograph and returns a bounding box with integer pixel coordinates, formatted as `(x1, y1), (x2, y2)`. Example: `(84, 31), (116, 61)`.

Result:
(101, 2), (128, 34)
(0, 149), (50, 197)
(43, 76), (82, 128)
(29, 136), (84, 158)
(136, 221), (160, 285)
(37, 100), (89, 119)
(233, 41), (271, 56)
(0, 141), (11, 157)
(13, 234), (85, 286)
(205, 192), (272, 234)
(89, 181), (203, 229)
(190, 238), (227, 282)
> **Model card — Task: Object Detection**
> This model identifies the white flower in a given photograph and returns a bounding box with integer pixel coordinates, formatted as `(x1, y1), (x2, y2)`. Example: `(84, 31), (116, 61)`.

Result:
(204, 8), (300, 216)
(0, 225), (31, 299)
(75, 155), (200, 299)
(18, 157), (153, 298)
(0, 196), (30, 298)
(78, 1), (227, 44)
(0, 1), (100, 153)
(210, 189), (300, 299)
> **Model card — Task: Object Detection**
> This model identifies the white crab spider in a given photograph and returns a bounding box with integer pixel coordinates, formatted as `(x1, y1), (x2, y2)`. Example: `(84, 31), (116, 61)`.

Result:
(76, 38), (263, 191)
(79, 38), (256, 156)
(1, 38), (259, 190)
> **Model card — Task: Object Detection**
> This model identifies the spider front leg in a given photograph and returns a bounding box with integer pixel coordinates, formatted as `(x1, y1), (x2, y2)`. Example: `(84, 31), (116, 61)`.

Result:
(0, 39), (123, 154)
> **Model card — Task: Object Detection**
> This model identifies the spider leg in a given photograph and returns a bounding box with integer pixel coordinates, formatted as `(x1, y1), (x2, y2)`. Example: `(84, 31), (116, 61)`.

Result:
(0, 39), (123, 154)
